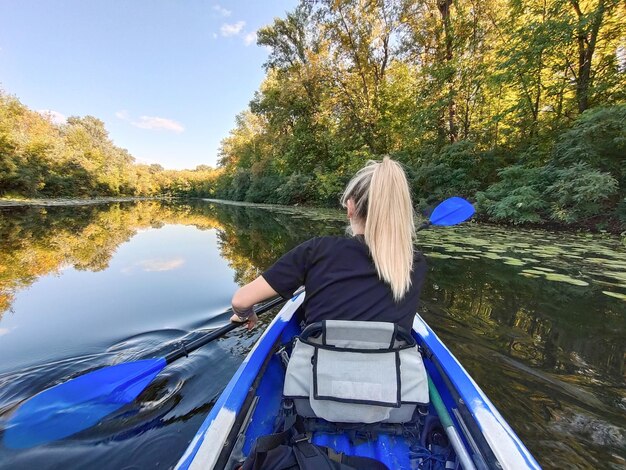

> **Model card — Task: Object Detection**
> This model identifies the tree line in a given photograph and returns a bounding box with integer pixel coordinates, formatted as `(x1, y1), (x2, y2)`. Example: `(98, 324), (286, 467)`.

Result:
(0, 92), (220, 199)
(215, 0), (625, 229)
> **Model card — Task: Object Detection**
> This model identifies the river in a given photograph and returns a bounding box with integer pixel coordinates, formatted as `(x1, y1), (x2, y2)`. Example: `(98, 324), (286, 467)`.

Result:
(0, 200), (624, 469)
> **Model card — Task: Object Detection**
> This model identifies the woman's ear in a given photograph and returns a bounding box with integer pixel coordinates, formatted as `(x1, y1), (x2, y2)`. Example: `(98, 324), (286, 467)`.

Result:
(346, 198), (355, 219)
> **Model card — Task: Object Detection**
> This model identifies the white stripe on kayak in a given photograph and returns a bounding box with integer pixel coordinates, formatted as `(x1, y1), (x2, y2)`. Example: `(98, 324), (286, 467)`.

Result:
(186, 408), (236, 470)
(412, 315), (430, 337)
(470, 391), (538, 469)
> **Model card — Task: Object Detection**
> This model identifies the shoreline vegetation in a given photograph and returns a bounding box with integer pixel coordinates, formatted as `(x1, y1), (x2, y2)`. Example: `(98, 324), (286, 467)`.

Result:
(204, 198), (626, 239)
(1, 1), (624, 233)
(2, 196), (624, 241)
(0, 196), (171, 207)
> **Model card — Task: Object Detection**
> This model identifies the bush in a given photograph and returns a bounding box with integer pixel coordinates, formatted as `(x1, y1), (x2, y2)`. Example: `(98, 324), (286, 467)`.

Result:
(231, 169), (252, 201)
(477, 163), (619, 225)
(476, 165), (553, 224)
(245, 173), (283, 203)
(311, 170), (346, 206)
(554, 105), (626, 185)
(275, 173), (313, 205)
(547, 163), (618, 223)
(411, 141), (497, 210)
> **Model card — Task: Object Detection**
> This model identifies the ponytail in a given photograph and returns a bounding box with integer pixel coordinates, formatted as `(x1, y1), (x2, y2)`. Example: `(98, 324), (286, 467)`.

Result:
(341, 157), (415, 301)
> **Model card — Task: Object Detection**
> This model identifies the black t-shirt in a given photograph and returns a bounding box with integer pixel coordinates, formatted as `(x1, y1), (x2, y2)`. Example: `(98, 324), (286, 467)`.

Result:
(262, 236), (427, 331)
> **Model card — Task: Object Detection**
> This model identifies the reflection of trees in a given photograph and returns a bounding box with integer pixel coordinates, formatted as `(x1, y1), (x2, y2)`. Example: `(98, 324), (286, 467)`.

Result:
(0, 200), (343, 318)
(208, 204), (345, 285)
(420, 253), (626, 460)
(0, 201), (226, 318)
(422, 255), (625, 383)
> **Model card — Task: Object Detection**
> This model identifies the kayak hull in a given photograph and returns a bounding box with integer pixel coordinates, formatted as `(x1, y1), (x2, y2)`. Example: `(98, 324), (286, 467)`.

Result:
(176, 293), (540, 470)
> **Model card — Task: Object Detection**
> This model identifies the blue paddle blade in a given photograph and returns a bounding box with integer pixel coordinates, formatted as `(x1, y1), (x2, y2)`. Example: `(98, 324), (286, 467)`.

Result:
(3, 357), (166, 449)
(429, 197), (475, 226)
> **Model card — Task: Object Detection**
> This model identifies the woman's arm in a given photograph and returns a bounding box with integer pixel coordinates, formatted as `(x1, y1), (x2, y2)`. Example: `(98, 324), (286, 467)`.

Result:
(230, 275), (278, 329)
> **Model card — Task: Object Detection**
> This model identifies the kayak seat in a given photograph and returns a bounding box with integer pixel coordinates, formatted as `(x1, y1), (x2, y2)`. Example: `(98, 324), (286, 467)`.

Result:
(283, 320), (429, 424)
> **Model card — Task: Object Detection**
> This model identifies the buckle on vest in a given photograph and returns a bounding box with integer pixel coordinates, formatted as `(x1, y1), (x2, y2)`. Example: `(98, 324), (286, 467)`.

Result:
(292, 433), (309, 443)
(277, 346), (290, 368)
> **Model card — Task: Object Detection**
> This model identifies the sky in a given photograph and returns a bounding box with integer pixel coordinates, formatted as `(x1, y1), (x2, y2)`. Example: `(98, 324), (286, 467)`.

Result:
(0, 0), (297, 169)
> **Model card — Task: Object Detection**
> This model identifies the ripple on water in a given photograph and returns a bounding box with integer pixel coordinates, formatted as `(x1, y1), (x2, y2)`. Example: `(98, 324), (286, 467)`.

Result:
(122, 430), (191, 469)
(106, 329), (190, 362)
(550, 410), (626, 450)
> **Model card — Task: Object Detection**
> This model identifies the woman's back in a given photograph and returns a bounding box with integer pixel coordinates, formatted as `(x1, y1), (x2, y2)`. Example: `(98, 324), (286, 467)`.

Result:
(230, 157), (424, 331)
(262, 235), (427, 332)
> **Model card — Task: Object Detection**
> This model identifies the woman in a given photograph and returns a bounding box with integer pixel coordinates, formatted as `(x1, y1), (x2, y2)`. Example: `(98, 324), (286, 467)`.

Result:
(230, 157), (427, 332)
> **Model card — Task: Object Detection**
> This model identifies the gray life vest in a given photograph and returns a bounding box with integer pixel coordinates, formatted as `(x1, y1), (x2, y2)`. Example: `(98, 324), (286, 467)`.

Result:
(283, 320), (429, 424)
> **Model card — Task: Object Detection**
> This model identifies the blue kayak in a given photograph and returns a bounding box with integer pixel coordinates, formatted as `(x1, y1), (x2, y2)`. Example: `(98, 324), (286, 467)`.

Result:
(175, 292), (541, 470)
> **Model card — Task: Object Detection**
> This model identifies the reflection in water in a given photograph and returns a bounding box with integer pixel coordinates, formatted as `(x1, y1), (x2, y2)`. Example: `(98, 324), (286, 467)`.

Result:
(0, 200), (624, 469)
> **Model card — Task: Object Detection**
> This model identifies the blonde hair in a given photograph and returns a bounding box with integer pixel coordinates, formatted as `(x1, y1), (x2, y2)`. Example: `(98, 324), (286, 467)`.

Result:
(340, 157), (415, 301)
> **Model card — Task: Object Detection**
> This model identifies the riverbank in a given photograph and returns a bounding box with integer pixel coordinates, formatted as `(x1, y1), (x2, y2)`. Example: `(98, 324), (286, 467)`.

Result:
(2, 196), (623, 239)
(0, 196), (173, 207)
(204, 198), (626, 239)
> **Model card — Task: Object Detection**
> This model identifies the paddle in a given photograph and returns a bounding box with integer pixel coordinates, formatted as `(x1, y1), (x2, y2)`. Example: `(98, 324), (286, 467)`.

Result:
(2, 295), (286, 449)
(418, 196), (475, 230)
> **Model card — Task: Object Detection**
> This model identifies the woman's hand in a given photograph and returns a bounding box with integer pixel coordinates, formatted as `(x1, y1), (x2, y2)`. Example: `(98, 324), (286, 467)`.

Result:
(230, 276), (278, 331)
(230, 305), (258, 330)
(229, 312), (258, 330)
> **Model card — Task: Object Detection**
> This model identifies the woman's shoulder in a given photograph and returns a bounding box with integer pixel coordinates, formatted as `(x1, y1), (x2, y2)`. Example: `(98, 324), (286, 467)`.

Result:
(302, 235), (366, 254)
(307, 235), (358, 244)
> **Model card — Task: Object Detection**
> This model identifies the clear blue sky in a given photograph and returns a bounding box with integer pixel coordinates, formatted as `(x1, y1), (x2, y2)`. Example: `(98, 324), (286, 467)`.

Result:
(0, 0), (297, 169)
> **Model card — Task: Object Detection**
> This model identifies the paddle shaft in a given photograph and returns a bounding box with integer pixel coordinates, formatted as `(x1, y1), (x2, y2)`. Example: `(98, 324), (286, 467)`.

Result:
(163, 295), (286, 364)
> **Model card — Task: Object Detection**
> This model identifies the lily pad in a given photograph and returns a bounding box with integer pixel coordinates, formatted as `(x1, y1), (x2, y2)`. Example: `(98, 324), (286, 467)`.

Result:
(543, 273), (589, 286)
(601, 291), (626, 301)
(503, 258), (526, 266)
(521, 269), (548, 276)
(425, 252), (454, 260)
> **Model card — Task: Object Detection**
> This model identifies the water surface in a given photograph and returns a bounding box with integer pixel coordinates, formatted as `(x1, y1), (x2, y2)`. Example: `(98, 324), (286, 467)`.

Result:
(0, 200), (624, 469)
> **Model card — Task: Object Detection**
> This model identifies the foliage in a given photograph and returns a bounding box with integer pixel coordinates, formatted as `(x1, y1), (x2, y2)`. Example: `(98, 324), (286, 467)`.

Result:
(276, 173), (314, 205)
(476, 165), (552, 224)
(0, 92), (219, 199)
(410, 141), (499, 210)
(547, 163), (618, 223)
(212, 0), (625, 229)
(477, 163), (618, 224)
(554, 105), (626, 186)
